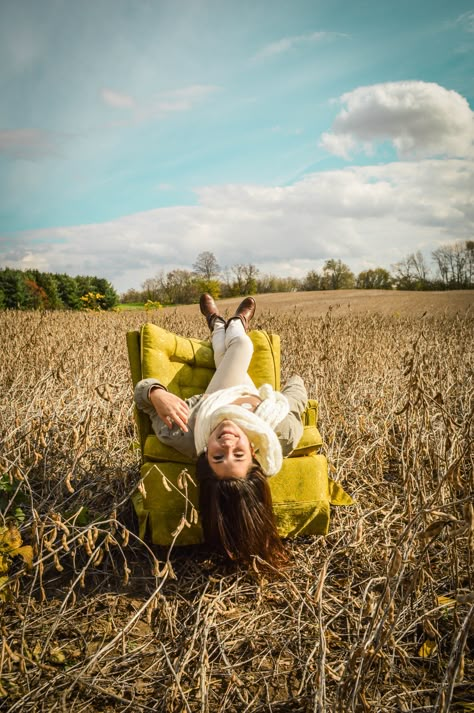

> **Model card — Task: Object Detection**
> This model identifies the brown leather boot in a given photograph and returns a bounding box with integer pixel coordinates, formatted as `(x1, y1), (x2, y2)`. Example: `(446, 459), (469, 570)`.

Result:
(227, 296), (256, 332)
(199, 293), (225, 332)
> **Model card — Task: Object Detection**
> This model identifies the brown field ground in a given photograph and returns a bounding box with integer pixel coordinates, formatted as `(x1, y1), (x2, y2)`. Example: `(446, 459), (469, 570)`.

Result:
(1, 291), (473, 712)
(176, 289), (474, 318)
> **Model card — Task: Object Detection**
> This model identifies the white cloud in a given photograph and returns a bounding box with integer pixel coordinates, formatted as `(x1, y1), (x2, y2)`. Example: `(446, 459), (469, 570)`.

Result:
(253, 31), (347, 61)
(2, 158), (472, 292)
(0, 129), (66, 160)
(101, 88), (135, 109)
(99, 84), (219, 126)
(321, 81), (474, 159)
(147, 85), (219, 117)
(456, 11), (474, 32)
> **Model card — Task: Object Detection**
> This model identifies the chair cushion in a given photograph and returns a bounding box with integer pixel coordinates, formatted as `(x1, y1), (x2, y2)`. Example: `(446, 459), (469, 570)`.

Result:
(140, 323), (281, 397)
(133, 454), (335, 546)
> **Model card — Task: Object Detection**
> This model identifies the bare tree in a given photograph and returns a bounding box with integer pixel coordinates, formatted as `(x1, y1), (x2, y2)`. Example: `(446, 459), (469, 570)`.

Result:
(231, 263), (259, 295)
(142, 274), (164, 301)
(466, 240), (474, 285)
(392, 252), (430, 290)
(432, 241), (471, 288)
(192, 252), (221, 280)
(165, 269), (198, 304)
(409, 251), (429, 282)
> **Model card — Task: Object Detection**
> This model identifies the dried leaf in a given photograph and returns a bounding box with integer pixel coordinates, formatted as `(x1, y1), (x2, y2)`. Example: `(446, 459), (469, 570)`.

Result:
(0, 524), (22, 550)
(49, 647), (66, 665)
(418, 639), (437, 658)
(0, 555), (8, 575)
(0, 575), (11, 602)
(12, 545), (34, 569)
(421, 520), (449, 540)
(437, 595), (456, 608)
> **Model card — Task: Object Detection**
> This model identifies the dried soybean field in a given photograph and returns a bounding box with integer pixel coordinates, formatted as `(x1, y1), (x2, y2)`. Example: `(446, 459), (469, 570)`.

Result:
(1, 290), (473, 712)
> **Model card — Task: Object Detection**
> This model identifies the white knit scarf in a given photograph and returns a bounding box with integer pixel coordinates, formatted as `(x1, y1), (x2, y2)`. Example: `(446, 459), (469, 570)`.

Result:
(194, 383), (290, 476)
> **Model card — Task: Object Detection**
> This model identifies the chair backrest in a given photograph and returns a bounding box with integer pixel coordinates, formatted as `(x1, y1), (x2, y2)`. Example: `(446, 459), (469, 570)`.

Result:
(127, 323), (281, 450)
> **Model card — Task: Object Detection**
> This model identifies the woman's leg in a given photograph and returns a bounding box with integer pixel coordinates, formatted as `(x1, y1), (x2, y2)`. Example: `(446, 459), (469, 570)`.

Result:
(206, 319), (255, 394)
(211, 320), (226, 368)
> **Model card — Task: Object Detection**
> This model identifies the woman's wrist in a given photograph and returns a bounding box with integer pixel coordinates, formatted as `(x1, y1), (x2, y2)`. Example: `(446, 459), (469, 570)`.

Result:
(148, 384), (165, 400)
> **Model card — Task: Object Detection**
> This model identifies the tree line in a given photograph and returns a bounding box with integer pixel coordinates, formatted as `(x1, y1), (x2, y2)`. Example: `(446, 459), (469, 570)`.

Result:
(121, 241), (474, 305)
(0, 268), (119, 310)
(1, 239), (471, 310)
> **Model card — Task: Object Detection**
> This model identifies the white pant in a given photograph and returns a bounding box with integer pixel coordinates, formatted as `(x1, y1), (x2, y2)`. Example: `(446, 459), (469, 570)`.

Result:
(205, 319), (255, 394)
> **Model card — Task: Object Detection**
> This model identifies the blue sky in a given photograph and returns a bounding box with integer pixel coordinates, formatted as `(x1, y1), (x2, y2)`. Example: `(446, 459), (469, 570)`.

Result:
(0, 0), (473, 292)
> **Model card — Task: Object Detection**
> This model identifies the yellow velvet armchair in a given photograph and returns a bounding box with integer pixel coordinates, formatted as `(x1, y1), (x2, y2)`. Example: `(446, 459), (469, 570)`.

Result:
(127, 323), (351, 546)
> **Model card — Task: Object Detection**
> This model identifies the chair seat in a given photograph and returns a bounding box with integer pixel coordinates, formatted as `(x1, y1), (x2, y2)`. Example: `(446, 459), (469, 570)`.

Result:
(133, 454), (341, 546)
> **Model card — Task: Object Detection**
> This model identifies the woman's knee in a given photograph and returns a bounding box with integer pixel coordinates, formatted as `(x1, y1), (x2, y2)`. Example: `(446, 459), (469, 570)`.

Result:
(225, 332), (253, 355)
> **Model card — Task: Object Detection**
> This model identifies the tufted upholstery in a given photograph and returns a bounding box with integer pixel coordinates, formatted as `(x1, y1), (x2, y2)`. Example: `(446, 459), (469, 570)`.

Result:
(127, 323), (352, 546)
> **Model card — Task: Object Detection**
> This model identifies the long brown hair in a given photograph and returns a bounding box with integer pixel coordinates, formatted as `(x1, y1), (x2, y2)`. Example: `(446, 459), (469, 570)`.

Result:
(196, 452), (287, 568)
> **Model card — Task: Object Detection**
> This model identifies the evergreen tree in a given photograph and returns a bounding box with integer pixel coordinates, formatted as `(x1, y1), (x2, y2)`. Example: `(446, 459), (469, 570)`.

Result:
(0, 268), (28, 308)
(75, 275), (94, 297)
(31, 270), (63, 309)
(53, 273), (81, 309)
(92, 277), (119, 309)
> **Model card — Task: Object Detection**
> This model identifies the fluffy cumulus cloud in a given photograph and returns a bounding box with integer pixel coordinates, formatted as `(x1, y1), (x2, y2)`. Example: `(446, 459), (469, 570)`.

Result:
(321, 81), (474, 159)
(2, 158), (472, 292)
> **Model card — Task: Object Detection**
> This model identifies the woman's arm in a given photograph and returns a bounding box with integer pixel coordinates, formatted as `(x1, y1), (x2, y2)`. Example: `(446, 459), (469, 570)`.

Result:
(275, 375), (307, 456)
(134, 378), (201, 459)
(149, 387), (190, 432)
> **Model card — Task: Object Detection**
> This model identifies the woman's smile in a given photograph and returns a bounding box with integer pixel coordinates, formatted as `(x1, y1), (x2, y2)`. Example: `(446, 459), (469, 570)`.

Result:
(206, 420), (254, 479)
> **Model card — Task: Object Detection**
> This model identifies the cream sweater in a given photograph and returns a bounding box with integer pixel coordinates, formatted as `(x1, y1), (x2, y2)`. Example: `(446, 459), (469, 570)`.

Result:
(194, 383), (290, 476)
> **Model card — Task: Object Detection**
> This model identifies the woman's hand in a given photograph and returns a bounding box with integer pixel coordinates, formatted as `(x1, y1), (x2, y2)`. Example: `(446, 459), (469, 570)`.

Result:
(149, 388), (190, 432)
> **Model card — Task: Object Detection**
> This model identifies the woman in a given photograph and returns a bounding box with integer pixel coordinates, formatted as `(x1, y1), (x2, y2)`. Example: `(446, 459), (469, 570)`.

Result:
(134, 294), (308, 567)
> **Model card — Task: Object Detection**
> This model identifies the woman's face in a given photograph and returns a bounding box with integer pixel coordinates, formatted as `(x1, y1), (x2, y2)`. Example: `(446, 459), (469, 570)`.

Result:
(206, 419), (254, 479)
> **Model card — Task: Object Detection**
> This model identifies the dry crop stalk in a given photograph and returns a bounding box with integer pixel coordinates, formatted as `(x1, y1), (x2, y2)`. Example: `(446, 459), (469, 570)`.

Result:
(0, 305), (472, 711)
